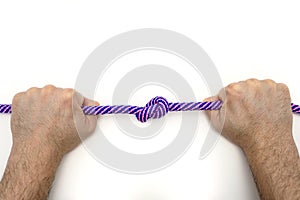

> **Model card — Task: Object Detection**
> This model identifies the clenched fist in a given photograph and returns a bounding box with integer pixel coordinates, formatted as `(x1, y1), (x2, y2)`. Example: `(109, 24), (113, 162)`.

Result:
(204, 79), (292, 150)
(204, 79), (299, 200)
(11, 85), (99, 155)
(0, 85), (99, 200)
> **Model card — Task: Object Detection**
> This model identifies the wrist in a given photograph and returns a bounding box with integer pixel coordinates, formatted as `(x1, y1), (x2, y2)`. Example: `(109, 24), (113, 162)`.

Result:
(10, 136), (64, 172)
(241, 129), (300, 199)
(13, 129), (65, 158)
(0, 139), (63, 200)
(240, 126), (294, 154)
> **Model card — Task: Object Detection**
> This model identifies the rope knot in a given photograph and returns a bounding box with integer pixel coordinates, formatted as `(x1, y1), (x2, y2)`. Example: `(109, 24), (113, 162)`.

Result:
(135, 96), (169, 123)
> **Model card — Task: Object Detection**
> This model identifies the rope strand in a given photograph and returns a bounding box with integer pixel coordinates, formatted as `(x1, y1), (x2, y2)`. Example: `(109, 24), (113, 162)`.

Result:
(1, 96), (299, 123)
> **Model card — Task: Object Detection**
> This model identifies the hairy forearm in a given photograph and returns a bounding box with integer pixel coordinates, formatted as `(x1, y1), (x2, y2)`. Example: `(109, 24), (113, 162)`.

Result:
(244, 130), (300, 200)
(0, 139), (63, 200)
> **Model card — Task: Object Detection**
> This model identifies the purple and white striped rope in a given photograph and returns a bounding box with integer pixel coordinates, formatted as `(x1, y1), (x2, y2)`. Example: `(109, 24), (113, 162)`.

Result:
(1, 96), (300, 123)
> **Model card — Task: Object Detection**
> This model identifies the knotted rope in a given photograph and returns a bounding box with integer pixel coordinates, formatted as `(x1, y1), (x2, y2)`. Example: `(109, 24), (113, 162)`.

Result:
(82, 96), (223, 123)
(0, 96), (300, 123)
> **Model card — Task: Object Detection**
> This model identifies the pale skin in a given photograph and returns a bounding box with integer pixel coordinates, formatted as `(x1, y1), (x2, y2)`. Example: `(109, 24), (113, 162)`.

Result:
(0, 79), (299, 200)
(204, 79), (300, 199)
(0, 85), (99, 199)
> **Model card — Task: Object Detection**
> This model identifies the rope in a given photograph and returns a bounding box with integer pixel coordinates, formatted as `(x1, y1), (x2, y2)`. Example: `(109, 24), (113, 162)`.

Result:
(0, 96), (300, 123)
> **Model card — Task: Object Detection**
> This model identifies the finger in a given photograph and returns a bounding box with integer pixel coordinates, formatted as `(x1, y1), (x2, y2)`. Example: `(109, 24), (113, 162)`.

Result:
(73, 96), (100, 139)
(83, 98), (100, 107)
(217, 88), (226, 102)
(82, 97), (100, 132)
(203, 95), (220, 119)
(71, 90), (100, 107)
(203, 95), (224, 132)
(72, 90), (84, 106)
(203, 96), (219, 102)
(83, 97), (100, 118)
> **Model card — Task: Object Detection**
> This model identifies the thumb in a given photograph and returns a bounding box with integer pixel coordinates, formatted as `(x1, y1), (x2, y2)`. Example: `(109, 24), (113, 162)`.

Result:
(202, 96), (219, 119)
(81, 97), (100, 136)
(203, 96), (222, 132)
(83, 98), (100, 107)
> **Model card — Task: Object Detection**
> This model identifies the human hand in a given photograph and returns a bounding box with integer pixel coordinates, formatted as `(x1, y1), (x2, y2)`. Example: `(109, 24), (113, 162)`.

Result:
(204, 79), (300, 199)
(11, 85), (99, 156)
(204, 79), (293, 150)
(0, 85), (99, 200)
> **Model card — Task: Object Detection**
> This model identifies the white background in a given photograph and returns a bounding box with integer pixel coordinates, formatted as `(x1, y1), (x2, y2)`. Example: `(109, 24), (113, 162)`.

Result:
(1, 1), (300, 199)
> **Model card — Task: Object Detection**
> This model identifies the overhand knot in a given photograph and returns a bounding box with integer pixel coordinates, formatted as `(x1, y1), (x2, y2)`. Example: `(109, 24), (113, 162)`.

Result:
(135, 96), (169, 123)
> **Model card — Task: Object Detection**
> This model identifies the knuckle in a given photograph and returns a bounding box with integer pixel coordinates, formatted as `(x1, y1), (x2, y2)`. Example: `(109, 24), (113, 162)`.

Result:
(225, 81), (248, 101)
(278, 82), (288, 89)
(245, 78), (260, 87)
(62, 89), (75, 104)
(278, 83), (290, 94)
(245, 78), (260, 88)
(12, 92), (24, 105)
(263, 79), (276, 85)
(26, 87), (39, 94)
(224, 86), (232, 96)
(226, 82), (242, 93)
(41, 84), (57, 96)
(43, 84), (56, 91)
(226, 82), (237, 90)
(246, 78), (258, 83)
